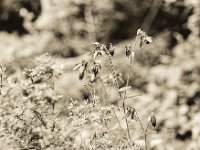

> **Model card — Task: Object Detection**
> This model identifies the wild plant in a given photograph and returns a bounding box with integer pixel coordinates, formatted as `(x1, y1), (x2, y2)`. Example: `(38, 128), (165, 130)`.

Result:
(0, 54), (66, 149)
(0, 29), (157, 150)
(73, 28), (156, 149)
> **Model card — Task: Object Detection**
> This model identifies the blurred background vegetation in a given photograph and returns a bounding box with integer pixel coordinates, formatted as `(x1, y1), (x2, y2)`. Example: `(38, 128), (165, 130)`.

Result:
(0, 0), (199, 149)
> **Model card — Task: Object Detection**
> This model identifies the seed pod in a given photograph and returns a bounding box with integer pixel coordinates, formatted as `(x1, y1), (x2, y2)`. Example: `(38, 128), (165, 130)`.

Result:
(149, 113), (156, 128)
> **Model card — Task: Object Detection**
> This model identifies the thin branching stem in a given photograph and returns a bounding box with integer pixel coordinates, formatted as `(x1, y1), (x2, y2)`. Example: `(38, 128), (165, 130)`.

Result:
(107, 53), (131, 140)
(112, 109), (126, 138)
(126, 36), (138, 87)
(99, 74), (108, 106)
(134, 110), (149, 150)
(0, 64), (3, 95)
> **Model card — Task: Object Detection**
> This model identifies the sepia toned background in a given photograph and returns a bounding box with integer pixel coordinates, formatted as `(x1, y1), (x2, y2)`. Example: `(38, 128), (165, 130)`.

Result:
(0, 0), (199, 149)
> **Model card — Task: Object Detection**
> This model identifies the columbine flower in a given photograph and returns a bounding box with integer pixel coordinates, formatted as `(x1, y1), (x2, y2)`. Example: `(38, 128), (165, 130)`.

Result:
(108, 43), (115, 56)
(90, 60), (101, 82)
(73, 59), (88, 80)
(91, 42), (107, 58)
(124, 107), (132, 119)
(125, 45), (132, 58)
(124, 107), (138, 121)
(136, 29), (153, 47)
(125, 45), (135, 59)
(130, 108), (138, 121)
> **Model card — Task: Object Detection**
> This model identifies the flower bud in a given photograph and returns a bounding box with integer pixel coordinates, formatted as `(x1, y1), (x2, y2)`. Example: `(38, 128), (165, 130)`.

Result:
(149, 112), (156, 128)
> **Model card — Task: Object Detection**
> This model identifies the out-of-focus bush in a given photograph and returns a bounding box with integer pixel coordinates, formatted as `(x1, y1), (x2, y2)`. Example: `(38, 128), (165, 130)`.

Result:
(0, 0), (41, 34)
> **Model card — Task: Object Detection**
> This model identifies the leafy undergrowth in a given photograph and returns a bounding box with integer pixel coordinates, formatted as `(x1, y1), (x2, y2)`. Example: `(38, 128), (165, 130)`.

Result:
(1, 3), (200, 148)
(0, 30), (159, 150)
(0, 22), (200, 150)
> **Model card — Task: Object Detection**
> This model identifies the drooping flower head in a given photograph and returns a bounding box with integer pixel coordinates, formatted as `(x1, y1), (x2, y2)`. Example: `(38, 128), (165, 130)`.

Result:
(136, 29), (153, 48)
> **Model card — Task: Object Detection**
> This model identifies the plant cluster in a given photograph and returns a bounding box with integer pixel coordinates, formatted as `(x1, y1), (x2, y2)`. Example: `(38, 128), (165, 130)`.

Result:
(0, 29), (157, 150)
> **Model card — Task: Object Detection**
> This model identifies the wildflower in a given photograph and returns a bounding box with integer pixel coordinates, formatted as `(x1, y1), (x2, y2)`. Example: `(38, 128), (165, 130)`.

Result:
(130, 108), (138, 121)
(136, 29), (153, 47)
(91, 42), (107, 58)
(125, 45), (135, 59)
(73, 60), (88, 80)
(125, 45), (132, 58)
(124, 107), (132, 119)
(90, 60), (101, 81)
(124, 107), (138, 121)
(108, 43), (115, 56)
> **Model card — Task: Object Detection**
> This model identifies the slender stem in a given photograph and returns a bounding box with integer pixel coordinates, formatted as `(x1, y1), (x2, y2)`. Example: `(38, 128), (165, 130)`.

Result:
(0, 75), (2, 95)
(108, 54), (119, 90)
(0, 65), (3, 95)
(107, 53), (131, 140)
(112, 109), (126, 138)
(144, 133), (148, 150)
(122, 99), (131, 140)
(145, 120), (151, 133)
(126, 36), (138, 87)
(99, 76), (108, 106)
(54, 100), (68, 119)
(135, 111), (145, 133)
(135, 110), (148, 150)
(32, 109), (47, 129)
(126, 56), (132, 87)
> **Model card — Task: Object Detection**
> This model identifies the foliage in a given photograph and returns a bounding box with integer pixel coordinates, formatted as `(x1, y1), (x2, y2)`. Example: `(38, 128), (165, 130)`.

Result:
(0, 29), (158, 150)
(0, 0), (200, 149)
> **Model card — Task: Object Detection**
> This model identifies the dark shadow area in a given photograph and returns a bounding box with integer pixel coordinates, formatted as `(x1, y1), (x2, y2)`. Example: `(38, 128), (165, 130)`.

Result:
(0, 0), (41, 35)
